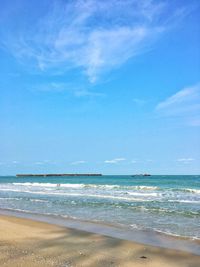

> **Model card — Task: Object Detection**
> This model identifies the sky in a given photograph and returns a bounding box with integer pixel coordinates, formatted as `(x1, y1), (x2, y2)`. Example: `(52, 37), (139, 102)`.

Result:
(0, 0), (200, 175)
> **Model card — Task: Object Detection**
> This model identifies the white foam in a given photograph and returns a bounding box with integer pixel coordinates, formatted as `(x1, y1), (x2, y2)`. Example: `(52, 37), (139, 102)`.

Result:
(0, 197), (22, 201)
(167, 199), (200, 204)
(0, 188), (153, 201)
(184, 188), (200, 194)
(12, 182), (85, 188)
(31, 192), (153, 202)
(127, 192), (159, 197)
(133, 186), (158, 190)
(152, 228), (200, 240)
(0, 189), (24, 192)
(176, 200), (200, 204)
(10, 183), (159, 191)
(29, 199), (49, 203)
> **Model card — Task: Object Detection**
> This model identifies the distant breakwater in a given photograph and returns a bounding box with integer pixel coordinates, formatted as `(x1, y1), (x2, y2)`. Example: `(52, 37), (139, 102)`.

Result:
(16, 174), (102, 177)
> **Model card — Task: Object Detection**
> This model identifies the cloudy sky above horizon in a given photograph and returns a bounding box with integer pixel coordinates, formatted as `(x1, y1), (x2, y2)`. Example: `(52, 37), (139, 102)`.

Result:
(0, 0), (200, 175)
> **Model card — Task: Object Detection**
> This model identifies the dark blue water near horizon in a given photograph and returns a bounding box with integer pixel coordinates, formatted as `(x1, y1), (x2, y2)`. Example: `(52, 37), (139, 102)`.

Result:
(1, 174), (200, 189)
(0, 175), (200, 239)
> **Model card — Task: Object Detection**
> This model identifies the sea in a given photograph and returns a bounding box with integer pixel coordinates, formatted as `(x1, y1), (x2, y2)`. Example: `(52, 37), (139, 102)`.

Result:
(0, 175), (200, 244)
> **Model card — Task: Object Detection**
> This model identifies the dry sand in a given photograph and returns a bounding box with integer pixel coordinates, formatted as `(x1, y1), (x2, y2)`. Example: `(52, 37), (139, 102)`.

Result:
(0, 215), (199, 267)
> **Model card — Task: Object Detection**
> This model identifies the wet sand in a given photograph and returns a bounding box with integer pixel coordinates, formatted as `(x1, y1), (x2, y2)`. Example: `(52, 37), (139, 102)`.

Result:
(0, 215), (199, 267)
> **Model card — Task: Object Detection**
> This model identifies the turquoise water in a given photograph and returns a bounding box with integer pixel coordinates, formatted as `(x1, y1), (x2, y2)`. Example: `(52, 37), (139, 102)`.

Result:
(0, 175), (200, 239)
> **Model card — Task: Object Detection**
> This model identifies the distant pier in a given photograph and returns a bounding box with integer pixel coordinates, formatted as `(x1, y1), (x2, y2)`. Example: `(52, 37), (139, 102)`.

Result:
(16, 173), (102, 177)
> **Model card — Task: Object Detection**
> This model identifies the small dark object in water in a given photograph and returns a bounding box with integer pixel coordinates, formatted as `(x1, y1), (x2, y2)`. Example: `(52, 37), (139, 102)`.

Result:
(140, 256), (147, 259)
(131, 174), (151, 177)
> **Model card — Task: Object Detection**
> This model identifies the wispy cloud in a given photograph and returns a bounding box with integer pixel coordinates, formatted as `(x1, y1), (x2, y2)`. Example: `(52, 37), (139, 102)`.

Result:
(104, 158), (126, 164)
(31, 82), (104, 97)
(12, 161), (19, 164)
(33, 82), (69, 93)
(133, 98), (146, 106)
(156, 83), (200, 126)
(73, 89), (105, 98)
(131, 160), (137, 164)
(32, 160), (57, 165)
(1, 0), (185, 82)
(156, 84), (200, 111)
(70, 160), (86, 165)
(34, 162), (45, 165)
(177, 158), (195, 164)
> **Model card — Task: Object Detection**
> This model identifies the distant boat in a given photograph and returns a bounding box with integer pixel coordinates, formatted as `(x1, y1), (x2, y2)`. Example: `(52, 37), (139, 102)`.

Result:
(131, 174), (151, 177)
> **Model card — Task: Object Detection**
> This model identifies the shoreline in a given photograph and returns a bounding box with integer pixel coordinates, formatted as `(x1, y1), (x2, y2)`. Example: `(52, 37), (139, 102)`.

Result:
(0, 213), (200, 267)
(0, 208), (200, 256)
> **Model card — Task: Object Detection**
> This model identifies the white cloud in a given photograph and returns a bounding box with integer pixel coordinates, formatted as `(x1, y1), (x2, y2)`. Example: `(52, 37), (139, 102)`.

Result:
(31, 82), (104, 97)
(74, 89), (105, 98)
(156, 83), (200, 126)
(104, 160), (117, 164)
(33, 82), (68, 93)
(12, 161), (19, 164)
(34, 162), (45, 165)
(31, 160), (57, 165)
(70, 160), (86, 165)
(104, 158), (126, 164)
(113, 158), (126, 161)
(156, 84), (200, 110)
(177, 158), (195, 164)
(1, 0), (184, 82)
(131, 160), (137, 164)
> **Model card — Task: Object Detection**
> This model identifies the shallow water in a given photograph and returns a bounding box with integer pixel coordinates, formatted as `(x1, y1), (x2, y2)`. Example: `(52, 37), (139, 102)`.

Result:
(0, 175), (199, 239)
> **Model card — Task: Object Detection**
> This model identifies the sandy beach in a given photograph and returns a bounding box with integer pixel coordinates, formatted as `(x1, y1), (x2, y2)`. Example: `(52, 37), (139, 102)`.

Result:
(0, 215), (199, 267)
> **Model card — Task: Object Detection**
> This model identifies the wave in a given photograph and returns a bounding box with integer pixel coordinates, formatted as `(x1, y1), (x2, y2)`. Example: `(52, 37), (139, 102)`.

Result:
(130, 223), (200, 239)
(168, 200), (200, 204)
(11, 182), (159, 190)
(29, 199), (49, 203)
(127, 192), (159, 197)
(0, 196), (49, 203)
(133, 186), (158, 190)
(0, 189), (26, 192)
(0, 197), (23, 201)
(0, 189), (155, 202)
(132, 206), (200, 216)
(152, 228), (200, 240)
(12, 182), (85, 188)
(168, 188), (200, 194)
(182, 188), (200, 194)
(10, 183), (200, 194)
(36, 192), (154, 202)
(1, 183), (200, 204)
(1, 207), (199, 241)
(1, 195), (199, 214)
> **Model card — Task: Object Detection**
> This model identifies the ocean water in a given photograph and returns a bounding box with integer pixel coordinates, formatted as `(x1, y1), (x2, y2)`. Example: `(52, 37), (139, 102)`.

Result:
(0, 175), (200, 240)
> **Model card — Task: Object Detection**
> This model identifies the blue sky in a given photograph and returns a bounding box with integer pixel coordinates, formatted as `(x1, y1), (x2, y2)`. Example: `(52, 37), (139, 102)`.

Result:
(0, 0), (200, 175)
